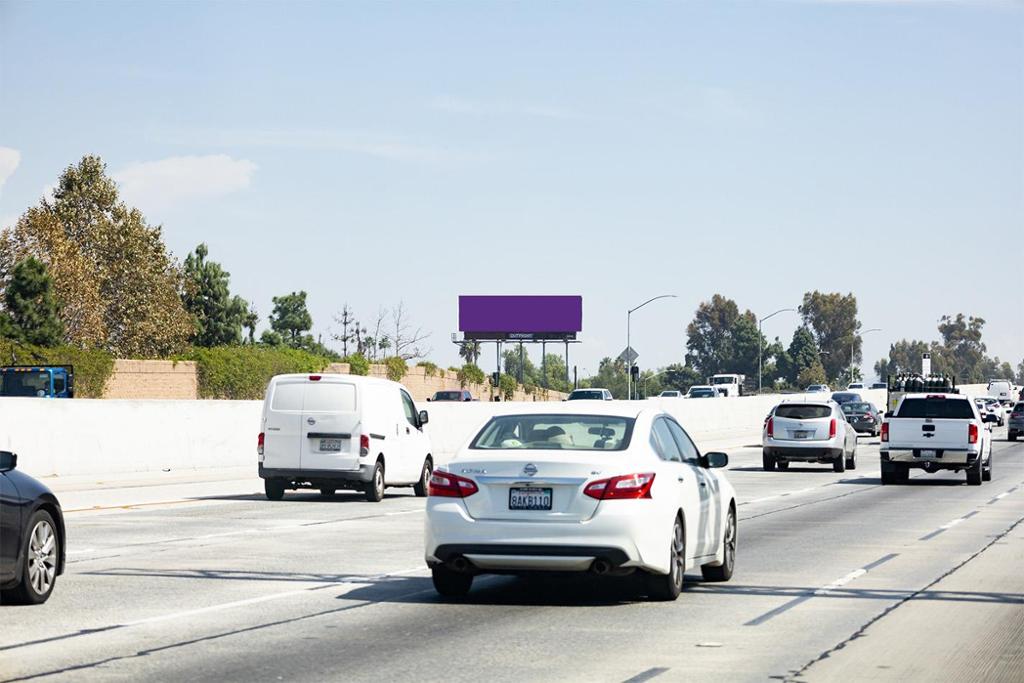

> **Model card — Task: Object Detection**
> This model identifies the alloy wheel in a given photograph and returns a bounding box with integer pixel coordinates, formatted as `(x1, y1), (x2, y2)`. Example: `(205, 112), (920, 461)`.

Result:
(28, 520), (57, 596)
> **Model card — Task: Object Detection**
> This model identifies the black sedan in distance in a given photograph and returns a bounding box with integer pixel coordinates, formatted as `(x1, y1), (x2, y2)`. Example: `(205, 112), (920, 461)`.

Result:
(841, 402), (882, 436)
(1, 451), (65, 604)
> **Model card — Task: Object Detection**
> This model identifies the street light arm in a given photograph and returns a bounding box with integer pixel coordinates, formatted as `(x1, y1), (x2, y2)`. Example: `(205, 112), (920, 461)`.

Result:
(759, 307), (796, 324)
(629, 294), (677, 315)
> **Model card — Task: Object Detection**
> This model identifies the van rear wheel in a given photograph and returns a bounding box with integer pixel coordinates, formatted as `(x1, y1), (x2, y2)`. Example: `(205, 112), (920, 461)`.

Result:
(413, 458), (432, 498)
(365, 461), (385, 502)
(264, 478), (286, 501)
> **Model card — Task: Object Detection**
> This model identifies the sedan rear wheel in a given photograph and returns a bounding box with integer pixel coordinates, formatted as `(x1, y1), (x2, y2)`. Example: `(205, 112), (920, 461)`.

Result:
(701, 507), (736, 582)
(2, 511), (59, 605)
(645, 517), (684, 601)
(431, 566), (473, 598)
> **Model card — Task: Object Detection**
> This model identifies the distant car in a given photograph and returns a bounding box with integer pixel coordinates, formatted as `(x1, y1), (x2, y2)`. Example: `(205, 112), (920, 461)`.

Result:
(658, 390), (683, 398)
(429, 390), (473, 402)
(686, 385), (718, 398)
(805, 384), (830, 393)
(847, 383), (864, 390)
(1008, 402), (1024, 441)
(1, 451), (66, 604)
(763, 400), (858, 472)
(424, 406), (737, 601)
(987, 379), (1015, 406)
(831, 391), (863, 405)
(566, 388), (614, 401)
(841, 401), (882, 436)
(974, 397), (1004, 427)
(869, 382), (887, 390)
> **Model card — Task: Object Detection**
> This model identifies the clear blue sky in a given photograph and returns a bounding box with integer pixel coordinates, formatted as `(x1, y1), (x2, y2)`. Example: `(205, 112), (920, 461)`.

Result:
(1, 0), (1021, 378)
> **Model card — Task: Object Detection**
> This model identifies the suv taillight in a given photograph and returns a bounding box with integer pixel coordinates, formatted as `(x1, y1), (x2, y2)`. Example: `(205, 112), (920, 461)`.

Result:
(881, 423), (889, 442)
(766, 417), (774, 438)
(428, 470), (479, 498)
(257, 432), (265, 456)
(968, 423), (978, 444)
(584, 472), (655, 500)
(829, 418), (837, 439)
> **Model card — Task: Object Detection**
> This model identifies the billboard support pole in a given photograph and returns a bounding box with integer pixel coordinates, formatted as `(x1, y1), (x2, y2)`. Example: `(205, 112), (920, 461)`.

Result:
(565, 340), (569, 386)
(541, 342), (547, 389)
(518, 342), (524, 384)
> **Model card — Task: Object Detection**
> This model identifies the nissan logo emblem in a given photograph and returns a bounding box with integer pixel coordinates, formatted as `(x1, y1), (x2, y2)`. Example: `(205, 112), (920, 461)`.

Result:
(522, 463), (537, 476)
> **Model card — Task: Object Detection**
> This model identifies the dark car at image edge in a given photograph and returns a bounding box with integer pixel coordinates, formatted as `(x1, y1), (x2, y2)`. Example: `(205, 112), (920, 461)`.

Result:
(1, 451), (66, 605)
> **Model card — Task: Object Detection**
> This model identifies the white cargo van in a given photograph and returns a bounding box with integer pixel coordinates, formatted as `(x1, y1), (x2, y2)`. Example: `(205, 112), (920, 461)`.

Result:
(988, 379), (1015, 405)
(258, 374), (433, 502)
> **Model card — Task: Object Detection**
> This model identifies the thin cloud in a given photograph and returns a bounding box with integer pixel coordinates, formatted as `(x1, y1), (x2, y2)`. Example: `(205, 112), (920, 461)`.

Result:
(430, 96), (579, 121)
(0, 147), (21, 197)
(113, 154), (257, 211)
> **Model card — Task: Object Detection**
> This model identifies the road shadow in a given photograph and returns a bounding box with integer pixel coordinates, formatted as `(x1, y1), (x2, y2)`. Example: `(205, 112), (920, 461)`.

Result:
(686, 582), (1024, 606)
(186, 491), (413, 503)
(729, 466), (837, 474)
(834, 476), (967, 487)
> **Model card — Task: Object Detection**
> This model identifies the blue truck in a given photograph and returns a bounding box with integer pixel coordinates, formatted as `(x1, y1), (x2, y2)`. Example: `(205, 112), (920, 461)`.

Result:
(0, 366), (75, 398)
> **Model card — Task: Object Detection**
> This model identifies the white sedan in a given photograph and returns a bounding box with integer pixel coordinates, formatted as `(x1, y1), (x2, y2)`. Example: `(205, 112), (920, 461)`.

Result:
(424, 406), (737, 601)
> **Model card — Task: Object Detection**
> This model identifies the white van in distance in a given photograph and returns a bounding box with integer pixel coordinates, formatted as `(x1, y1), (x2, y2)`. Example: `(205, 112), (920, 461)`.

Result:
(258, 374), (433, 502)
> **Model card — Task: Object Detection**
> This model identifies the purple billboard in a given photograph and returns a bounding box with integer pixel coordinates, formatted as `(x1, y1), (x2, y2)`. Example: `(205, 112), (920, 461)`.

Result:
(459, 295), (582, 340)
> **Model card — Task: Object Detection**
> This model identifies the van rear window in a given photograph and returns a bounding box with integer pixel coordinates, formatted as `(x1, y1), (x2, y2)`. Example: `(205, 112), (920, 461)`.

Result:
(775, 405), (831, 420)
(303, 383), (356, 412)
(896, 398), (974, 419)
(271, 383), (305, 411)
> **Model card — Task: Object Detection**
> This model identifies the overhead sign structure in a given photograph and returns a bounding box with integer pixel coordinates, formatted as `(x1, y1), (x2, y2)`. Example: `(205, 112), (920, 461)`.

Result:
(458, 295), (582, 341)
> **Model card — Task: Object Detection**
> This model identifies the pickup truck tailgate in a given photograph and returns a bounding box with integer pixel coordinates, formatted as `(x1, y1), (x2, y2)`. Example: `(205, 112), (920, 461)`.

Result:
(887, 418), (971, 450)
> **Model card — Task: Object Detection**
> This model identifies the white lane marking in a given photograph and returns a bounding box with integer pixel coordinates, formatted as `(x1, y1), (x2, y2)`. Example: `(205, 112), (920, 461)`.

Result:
(385, 509), (425, 516)
(814, 568), (867, 596)
(122, 565), (426, 628)
(66, 548), (97, 555)
(994, 493), (1009, 501)
(940, 517), (968, 530)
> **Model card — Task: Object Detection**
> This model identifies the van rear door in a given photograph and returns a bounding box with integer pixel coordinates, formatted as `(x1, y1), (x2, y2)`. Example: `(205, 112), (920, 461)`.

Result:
(263, 379), (305, 469)
(301, 378), (361, 472)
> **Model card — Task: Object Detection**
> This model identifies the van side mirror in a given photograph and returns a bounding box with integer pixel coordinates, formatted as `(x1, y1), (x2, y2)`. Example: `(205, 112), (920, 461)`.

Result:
(703, 452), (728, 469)
(425, 397), (431, 402)
(418, 410), (429, 426)
(0, 451), (17, 472)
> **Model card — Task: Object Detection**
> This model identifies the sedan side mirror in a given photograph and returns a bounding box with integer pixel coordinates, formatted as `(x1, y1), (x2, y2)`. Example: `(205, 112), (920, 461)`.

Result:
(418, 410), (429, 426)
(0, 451), (17, 472)
(703, 451), (728, 469)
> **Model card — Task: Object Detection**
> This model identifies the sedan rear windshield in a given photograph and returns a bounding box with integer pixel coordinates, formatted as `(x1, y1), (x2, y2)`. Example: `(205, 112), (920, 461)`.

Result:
(896, 398), (974, 419)
(841, 402), (873, 414)
(688, 389), (716, 397)
(433, 391), (463, 400)
(470, 414), (634, 451)
(775, 405), (832, 420)
(568, 390), (605, 400)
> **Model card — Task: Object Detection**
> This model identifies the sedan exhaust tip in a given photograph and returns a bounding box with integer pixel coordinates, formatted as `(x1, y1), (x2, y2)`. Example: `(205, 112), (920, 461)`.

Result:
(590, 559), (611, 575)
(449, 557), (471, 573)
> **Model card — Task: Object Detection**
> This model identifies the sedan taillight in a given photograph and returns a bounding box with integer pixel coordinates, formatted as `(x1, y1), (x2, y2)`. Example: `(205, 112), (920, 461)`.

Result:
(428, 470), (479, 498)
(584, 472), (656, 500)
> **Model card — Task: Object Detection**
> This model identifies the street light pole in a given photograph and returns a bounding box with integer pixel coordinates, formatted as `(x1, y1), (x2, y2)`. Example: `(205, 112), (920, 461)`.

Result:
(757, 308), (796, 395)
(627, 294), (677, 400)
(852, 328), (882, 384)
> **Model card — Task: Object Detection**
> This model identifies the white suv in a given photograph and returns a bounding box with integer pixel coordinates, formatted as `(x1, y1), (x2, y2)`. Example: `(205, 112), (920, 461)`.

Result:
(763, 401), (858, 472)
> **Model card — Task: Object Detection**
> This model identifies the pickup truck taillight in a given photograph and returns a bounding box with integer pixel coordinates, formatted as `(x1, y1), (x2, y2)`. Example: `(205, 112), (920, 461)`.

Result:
(881, 423), (889, 442)
(968, 423), (978, 444)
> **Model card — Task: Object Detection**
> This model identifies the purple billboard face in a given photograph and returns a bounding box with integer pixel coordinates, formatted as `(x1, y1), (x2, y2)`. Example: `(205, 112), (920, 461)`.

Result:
(459, 296), (582, 340)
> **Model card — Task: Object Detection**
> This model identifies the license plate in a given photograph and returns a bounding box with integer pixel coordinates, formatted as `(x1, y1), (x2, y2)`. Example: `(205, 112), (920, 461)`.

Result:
(919, 449), (936, 458)
(319, 438), (343, 452)
(793, 430), (811, 439)
(509, 487), (553, 511)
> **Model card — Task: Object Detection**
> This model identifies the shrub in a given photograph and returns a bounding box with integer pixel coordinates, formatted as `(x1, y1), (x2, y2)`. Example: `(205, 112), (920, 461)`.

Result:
(0, 338), (115, 398)
(416, 361), (439, 377)
(182, 346), (332, 399)
(342, 353), (370, 376)
(498, 373), (518, 400)
(384, 356), (408, 382)
(457, 363), (485, 388)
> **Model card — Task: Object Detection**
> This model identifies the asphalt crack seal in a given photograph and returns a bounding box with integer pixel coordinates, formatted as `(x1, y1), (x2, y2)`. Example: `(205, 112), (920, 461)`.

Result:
(779, 512), (1024, 682)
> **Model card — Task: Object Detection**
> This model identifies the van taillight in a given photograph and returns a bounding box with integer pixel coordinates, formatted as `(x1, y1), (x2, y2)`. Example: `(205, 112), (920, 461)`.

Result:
(829, 418), (837, 439)
(881, 423), (889, 442)
(309, 375), (321, 381)
(360, 434), (370, 456)
(257, 432), (265, 456)
(968, 423), (978, 444)
(766, 417), (774, 438)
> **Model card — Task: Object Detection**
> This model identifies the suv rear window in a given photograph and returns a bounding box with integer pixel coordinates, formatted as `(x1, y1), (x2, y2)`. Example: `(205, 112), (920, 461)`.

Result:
(896, 397), (974, 419)
(775, 405), (831, 419)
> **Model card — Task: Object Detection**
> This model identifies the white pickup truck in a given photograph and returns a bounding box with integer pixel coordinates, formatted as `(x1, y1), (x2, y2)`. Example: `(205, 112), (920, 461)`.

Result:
(880, 393), (992, 486)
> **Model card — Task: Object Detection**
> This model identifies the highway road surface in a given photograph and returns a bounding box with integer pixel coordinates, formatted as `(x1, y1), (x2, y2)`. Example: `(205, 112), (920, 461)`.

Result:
(2, 431), (1021, 682)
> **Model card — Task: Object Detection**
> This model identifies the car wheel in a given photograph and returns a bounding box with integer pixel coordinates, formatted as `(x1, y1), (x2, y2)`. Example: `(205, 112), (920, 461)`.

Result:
(1009, 432), (1018, 442)
(264, 478), (286, 501)
(776, 460), (789, 471)
(846, 444), (857, 470)
(966, 456), (983, 486)
(412, 457), (433, 498)
(833, 453), (846, 473)
(645, 516), (685, 601)
(762, 451), (776, 472)
(364, 460), (385, 502)
(431, 565), (473, 598)
(982, 454), (992, 482)
(2, 510), (60, 605)
(319, 487), (336, 498)
(701, 507), (736, 582)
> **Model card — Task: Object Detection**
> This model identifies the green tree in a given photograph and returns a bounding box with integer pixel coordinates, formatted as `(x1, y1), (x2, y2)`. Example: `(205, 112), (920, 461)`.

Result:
(269, 291), (313, 346)
(797, 358), (827, 387)
(498, 373), (518, 400)
(659, 363), (703, 393)
(1016, 359), (1024, 386)
(875, 339), (931, 379)
(799, 291), (860, 383)
(0, 155), (193, 356)
(540, 353), (572, 393)
(936, 314), (987, 382)
(457, 363), (485, 387)
(685, 294), (768, 379)
(182, 244), (250, 347)
(242, 305), (259, 344)
(780, 326), (819, 386)
(503, 346), (539, 385)
(585, 357), (629, 399)
(458, 341), (481, 365)
(1, 257), (64, 346)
